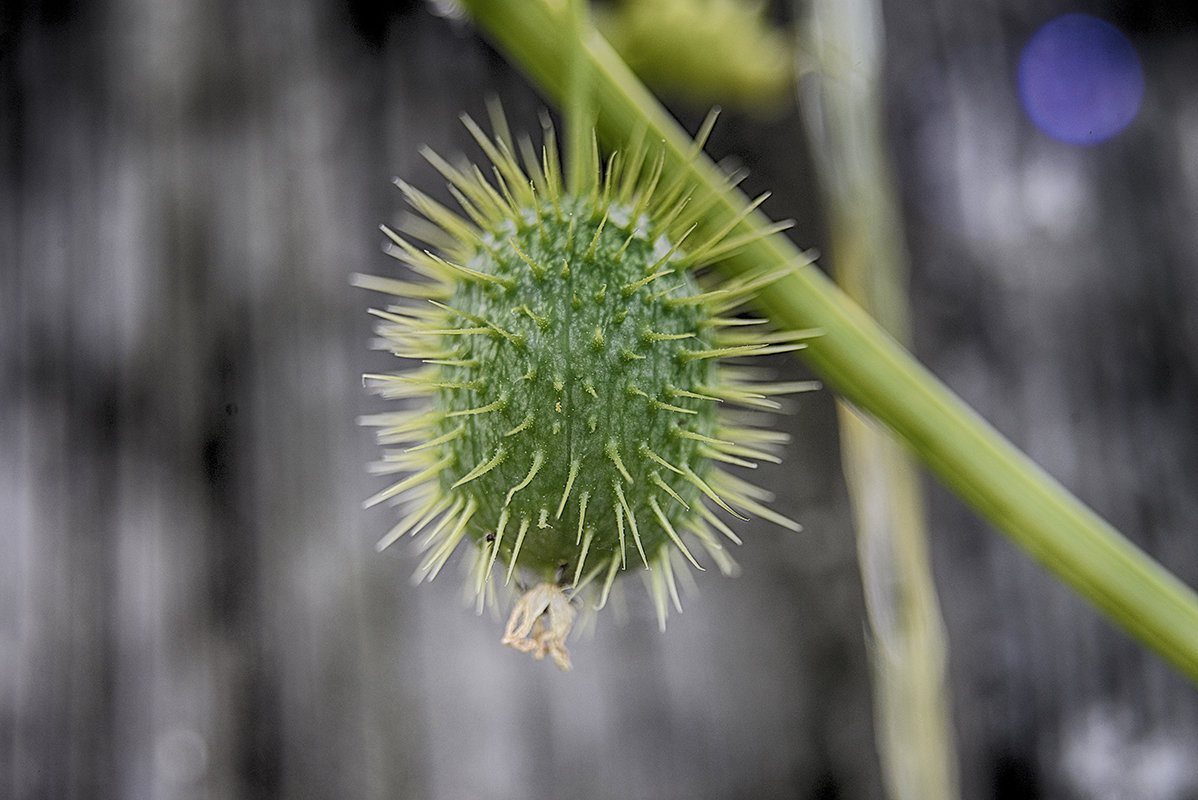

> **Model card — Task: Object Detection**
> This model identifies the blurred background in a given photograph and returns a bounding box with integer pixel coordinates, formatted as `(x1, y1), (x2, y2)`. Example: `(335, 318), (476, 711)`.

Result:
(4, 1), (1198, 798)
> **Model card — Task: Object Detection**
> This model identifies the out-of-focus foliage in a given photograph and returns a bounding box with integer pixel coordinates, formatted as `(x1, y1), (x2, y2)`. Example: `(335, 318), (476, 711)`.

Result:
(595, 0), (795, 114)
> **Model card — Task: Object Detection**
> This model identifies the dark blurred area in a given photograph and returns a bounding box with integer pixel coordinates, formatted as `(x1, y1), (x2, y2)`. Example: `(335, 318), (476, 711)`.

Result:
(2, 1), (1196, 799)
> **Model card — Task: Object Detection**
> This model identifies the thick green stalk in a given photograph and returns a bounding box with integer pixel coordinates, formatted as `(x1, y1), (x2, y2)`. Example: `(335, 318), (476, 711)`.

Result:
(456, 0), (1198, 684)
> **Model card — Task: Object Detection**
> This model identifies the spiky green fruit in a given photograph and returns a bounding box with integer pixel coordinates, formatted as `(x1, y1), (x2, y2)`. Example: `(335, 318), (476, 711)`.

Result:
(359, 109), (812, 666)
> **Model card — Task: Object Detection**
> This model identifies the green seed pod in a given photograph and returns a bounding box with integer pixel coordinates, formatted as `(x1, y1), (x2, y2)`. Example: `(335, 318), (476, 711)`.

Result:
(359, 108), (813, 668)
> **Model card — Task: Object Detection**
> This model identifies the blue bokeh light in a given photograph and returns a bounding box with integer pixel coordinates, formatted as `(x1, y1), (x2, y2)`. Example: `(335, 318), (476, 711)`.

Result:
(1017, 14), (1144, 145)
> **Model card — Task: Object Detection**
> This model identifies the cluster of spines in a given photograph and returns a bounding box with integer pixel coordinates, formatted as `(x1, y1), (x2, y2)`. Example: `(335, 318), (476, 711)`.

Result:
(359, 103), (817, 629)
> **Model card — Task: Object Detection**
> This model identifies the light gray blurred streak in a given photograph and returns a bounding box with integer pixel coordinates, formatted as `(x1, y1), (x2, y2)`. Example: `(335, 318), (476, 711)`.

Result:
(7, 19), (120, 800)
(1062, 703), (1198, 800)
(111, 469), (172, 800)
(413, 593), (549, 799)
(0, 428), (23, 788)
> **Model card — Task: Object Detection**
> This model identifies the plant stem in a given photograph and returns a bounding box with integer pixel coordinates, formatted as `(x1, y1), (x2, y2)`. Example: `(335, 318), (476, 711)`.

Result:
(802, 0), (960, 796)
(456, 0), (1198, 685)
(564, 0), (591, 197)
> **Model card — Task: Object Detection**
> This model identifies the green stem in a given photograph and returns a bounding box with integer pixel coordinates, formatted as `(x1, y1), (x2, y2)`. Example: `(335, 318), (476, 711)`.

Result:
(803, 0), (960, 796)
(564, 0), (591, 196)
(456, 0), (1198, 684)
